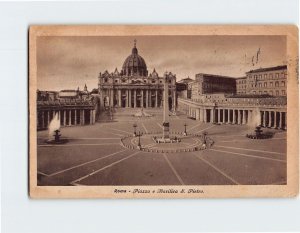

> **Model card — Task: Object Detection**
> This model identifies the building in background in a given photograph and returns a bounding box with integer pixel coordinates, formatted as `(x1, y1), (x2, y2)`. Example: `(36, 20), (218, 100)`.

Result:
(245, 65), (287, 96)
(177, 65), (287, 130)
(36, 85), (98, 130)
(236, 76), (247, 94)
(98, 41), (177, 111)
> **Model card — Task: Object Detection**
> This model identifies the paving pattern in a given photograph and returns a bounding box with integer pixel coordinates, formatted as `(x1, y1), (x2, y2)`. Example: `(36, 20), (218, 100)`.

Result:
(37, 111), (287, 186)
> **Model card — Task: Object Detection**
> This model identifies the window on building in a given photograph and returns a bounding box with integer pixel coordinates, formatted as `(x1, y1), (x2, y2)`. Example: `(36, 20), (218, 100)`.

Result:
(152, 80), (155, 83)
(253, 91), (256, 94)
(259, 91), (262, 95)
(275, 73), (279, 78)
(104, 78), (108, 83)
(259, 83), (262, 87)
(264, 91), (267, 94)
(115, 80), (118, 83)
(276, 90), (279, 96)
(275, 81), (279, 87)
(144, 80), (147, 83)
(282, 90), (286, 95)
(259, 75), (262, 79)
(270, 82), (273, 87)
(264, 82), (267, 87)
(281, 81), (285, 87)
(269, 74), (273, 79)
(264, 74), (267, 79)
(122, 79), (126, 83)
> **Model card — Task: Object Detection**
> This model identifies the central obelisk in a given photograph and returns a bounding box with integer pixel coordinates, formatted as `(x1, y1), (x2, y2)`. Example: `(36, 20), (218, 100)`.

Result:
(162, 72), (170, 140)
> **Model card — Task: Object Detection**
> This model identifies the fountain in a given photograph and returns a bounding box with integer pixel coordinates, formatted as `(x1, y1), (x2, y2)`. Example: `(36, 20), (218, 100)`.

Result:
(46, 112), (68, 144)
(246, 108), (274, 139)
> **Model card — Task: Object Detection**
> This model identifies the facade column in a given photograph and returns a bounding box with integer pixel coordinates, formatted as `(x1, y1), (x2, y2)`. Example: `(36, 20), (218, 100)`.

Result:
(110, 89), (114, 107)
(146, 90), (149, 108)
(93, 109), (96, 124)
(129, 89), (132, 107)
(69, 110), (72, 126)
(90, 110), (93, 124)
(141, 89), (144, 108)
(82, 109), (85, 125)
(217, 109), (221, 123)
(155, 90), (158, 108)
(134, 89), (137, 108)
(274, 111), (277, 128)
(118, 89), (122, 107)
(63, 110), (66, 126)
(210, 109), (214, 123)
(126, 90), (129, 107)
(222, 109), (226, 124)
(268, 111), (272, 127)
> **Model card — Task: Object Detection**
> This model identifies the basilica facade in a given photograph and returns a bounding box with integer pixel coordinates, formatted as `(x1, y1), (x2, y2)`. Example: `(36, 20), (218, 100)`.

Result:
(98, 41), (177, 111)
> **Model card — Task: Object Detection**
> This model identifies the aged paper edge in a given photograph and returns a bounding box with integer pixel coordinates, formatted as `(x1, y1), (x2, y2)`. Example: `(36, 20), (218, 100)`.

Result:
(29, 25), (299, 198)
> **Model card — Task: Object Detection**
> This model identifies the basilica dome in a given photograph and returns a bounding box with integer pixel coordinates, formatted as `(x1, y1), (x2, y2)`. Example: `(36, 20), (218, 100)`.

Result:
(121, 41), (148, 77)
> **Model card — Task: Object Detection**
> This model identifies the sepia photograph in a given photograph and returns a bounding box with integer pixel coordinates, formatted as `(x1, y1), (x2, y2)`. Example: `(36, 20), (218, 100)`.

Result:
(29, 25), (299, 198)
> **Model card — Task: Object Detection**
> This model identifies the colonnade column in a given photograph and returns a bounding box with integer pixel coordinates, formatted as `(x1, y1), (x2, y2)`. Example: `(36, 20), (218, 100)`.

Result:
(204, 109), (207, 123)
(63, 110), (66, 126)
(68, 110), (72, 126)
(217, 109), (221, 123)
(227, 109), (230, 123)
(199, 109), (203, 122)
(74, 110), (77, 125)
(47, 111), (50, 126)
(222, 109), (226, 124)
(279, 112), (283, 129)
(268, 111), (272, 127)
(237, 110), (241, 124)
(274, 111), (277, 128)
(233, 110), (236, 124)
(242, 110), (246, 124)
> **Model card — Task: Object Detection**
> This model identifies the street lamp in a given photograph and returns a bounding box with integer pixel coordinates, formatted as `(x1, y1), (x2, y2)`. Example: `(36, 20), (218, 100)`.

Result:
(183, 123), (187, 136)
(133, 123), (137, 136)
(137, 131), (143, 150)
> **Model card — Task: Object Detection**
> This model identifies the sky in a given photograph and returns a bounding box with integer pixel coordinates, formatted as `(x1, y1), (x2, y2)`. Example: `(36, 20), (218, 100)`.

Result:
(37, 35), (286, 91)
